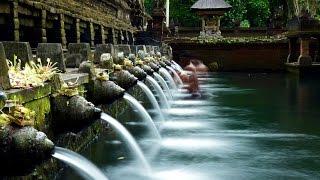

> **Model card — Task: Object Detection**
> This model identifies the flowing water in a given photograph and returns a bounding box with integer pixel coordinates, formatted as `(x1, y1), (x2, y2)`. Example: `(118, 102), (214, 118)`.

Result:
(137, 81), (165, 121)
(59, 72), (320, 179)
(100, 113), (151, 173)
(153, 72), (172, 100)
(124, 93), (161, 139)
(171, 62), (183, 72)
(159, 68), (177, 90)
(146, 75), (170, 109)
(166, 66), (183, 87)
(53, 147), (109, 180)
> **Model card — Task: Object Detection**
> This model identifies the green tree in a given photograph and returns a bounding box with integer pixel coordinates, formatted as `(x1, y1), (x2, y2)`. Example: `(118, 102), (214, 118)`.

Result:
(144, 0), (153, 14)
(246, 0), (271, 27)
(221, 0), (247, 28)
(170, 0), (200, 27)
(144, 0), (200, 27)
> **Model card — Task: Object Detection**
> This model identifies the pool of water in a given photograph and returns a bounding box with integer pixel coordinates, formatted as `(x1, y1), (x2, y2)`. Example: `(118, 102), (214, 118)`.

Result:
(58, 73), (320, 180)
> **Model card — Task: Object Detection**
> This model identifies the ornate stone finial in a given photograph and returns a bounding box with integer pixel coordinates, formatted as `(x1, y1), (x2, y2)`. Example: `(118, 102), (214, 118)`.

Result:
(128, 54), (136, 63)
(100, 53), (114, 70)
(137, 50), (146, 59)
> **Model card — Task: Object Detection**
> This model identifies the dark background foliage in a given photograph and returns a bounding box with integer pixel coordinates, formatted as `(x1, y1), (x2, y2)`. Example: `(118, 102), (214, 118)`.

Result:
(144, 0), (319, 28)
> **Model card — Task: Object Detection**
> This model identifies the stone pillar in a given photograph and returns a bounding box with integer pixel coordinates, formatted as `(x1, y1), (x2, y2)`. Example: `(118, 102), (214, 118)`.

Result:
(298, 37), (312, 66)
(112, 28), (117, 45)
(126, 31), (130, 44)
(11, 1), (19, 41)
(89, 22), (95, 47)
(201, 17), (205, 32)
(131, 32), (135, 45)
(76, 19), (80, 43)
(59, 14), (67, 49)
(287, 37), (298, 63)
(120, 30), (124, 44)
(41, 10), (47, 43)
(217, 16), (221, 32)
(101, 25), (105, 44)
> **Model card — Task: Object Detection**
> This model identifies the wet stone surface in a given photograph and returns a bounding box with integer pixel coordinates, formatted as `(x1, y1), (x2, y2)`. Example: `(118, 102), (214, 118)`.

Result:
(0, 126), (54, 176)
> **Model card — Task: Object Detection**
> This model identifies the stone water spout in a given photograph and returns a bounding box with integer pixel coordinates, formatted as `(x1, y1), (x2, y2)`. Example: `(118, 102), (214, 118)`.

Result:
(51, 95), (102, 133)
(128, 66), (147, 81)
(0, 125), (54, 175)
(0, 100), (54, 176)
(136, 60), (154, 75)
(148, 62), (160, 72)
(89, 78), (125, 105)
(140, 64), (154, 75)
(164, 60), (172, 66)
(109, 65), (138, 90)
(50, 73), (102, 133)
(78, 61), (125, 104)
(122, 59), (147, 81)
(159, 61), (167, 68)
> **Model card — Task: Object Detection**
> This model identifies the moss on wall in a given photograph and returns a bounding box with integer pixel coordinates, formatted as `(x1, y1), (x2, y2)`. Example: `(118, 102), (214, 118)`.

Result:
(24, 97), (51, 132)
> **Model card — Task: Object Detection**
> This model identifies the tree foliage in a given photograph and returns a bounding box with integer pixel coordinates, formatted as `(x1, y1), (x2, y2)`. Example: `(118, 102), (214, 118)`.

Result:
(221, 0), (247, 28)
(144, 0), (153, 15)
(144, 0), (320, 28)
(169, 0), (200, 27)
(222, 0), (271, 28)
(246, 0), (271, 27)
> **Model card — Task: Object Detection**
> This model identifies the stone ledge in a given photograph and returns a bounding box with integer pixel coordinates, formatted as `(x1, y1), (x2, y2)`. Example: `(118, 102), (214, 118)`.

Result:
(5, 72), (89, 103)
(6, 84), (52, 104)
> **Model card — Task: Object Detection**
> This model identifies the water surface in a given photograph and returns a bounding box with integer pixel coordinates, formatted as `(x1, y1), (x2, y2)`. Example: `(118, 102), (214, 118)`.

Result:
(59, 73), (320, 180)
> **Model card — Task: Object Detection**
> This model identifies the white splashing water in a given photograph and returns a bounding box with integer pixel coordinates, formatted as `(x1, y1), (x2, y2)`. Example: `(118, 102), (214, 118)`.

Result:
(166, 66), (183, 87)
(146, 75), (170, 109)
(100, 113), (152, 173)
(171, 61), (184, 72)
(124, 93), (161, 139)
(52, 147), (109, 180)
(137, 81), (166, 121)
(159, 68), (177, 90)
(154, 72), (173, 100)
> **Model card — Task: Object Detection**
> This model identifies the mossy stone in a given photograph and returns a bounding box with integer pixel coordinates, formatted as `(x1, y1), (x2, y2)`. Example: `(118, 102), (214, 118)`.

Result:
(109, 70), (138, 90)
(51, 95), (102, 133)
(0, 43), (11, 90)
(2, 41), (33, 66)
(66, 43), (91, 68)
(37, 43), (66, 72)
(88, 80), (125, 105)
(128, 66), (147, 81)
(149, 62), (160, 72)
(0, 126), (54, 176)
(141, 65), (154, 75)
(94, 44), (114, 64)
(79, 61), (96, 80)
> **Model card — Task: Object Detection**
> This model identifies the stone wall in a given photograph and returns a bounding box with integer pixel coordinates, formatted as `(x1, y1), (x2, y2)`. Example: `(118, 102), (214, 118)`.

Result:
(3, 73), (146, 179)
(0, 0), (143, 48)
(171, 42), (289, 72)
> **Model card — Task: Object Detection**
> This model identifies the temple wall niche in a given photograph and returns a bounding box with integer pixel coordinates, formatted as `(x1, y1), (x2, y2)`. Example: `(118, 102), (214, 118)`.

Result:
(0, 0), (144, 46)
